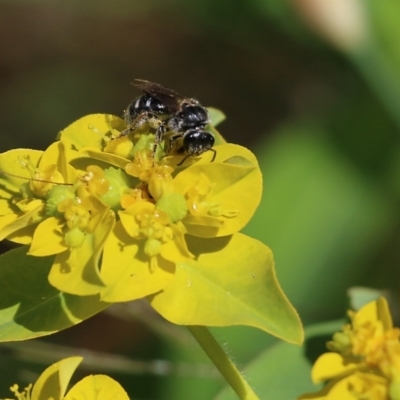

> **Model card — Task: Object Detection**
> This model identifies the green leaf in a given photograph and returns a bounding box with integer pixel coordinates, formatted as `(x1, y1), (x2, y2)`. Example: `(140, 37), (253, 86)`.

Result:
(149, 233), (303, 344)
(65, 374), (130, 400)
(0, 246), (108, 341)
(31, 356), (83, 400)
(208, 107), (226, 127)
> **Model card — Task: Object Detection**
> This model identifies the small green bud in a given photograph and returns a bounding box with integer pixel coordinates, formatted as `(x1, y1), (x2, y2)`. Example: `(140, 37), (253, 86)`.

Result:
(45, 185), (75, 217)
(64, 227), (86, 248)
(133, 133), (156, 152)
(156, 193), (188, 223)
(145, 238), (162, 257)
(19, 182), (34, 199)
(100, 167), (134, 211)
(327, 332), (352, 355)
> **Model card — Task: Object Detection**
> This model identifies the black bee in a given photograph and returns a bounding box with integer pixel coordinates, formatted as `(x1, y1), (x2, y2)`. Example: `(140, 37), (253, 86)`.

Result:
(121, 79), (216, 165)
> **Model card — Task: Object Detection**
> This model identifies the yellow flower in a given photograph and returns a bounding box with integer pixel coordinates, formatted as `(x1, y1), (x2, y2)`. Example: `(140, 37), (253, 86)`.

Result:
(0, 113), (302, 345)
(299, 297), (400, 400)
(58, 115), (299, 341)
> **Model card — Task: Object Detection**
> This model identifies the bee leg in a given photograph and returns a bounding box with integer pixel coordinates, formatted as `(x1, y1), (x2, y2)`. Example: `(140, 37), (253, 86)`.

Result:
(209, 148), (217, 162)
(117, 111), (152, 138)
(117, 127), (132, 137)
(168, 133), (184, 154)
(177, 153), (192, 167)
(155, 123), (166, 144)
(153, 124), (166, 157)
(117, 106), (139, 138)
(168, 134), (190, 166)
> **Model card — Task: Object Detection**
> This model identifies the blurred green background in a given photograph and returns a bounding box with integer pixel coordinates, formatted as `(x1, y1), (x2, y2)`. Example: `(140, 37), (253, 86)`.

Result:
(1, 0), (400, 399)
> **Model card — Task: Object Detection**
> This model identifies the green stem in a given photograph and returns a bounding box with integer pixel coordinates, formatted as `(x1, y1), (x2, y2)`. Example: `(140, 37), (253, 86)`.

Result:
(187, 325), (260, 400)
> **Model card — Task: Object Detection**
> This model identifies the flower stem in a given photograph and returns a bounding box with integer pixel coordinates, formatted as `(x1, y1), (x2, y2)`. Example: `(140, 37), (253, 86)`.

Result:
(187, 325), (260, 400)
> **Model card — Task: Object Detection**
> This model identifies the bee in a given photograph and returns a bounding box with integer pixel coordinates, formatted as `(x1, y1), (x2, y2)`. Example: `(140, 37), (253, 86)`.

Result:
(120, 79), (216, 165)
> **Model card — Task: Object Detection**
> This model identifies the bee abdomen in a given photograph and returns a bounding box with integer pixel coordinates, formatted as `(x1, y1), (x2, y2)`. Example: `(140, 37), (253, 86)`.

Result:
(125, 95), (169, 121)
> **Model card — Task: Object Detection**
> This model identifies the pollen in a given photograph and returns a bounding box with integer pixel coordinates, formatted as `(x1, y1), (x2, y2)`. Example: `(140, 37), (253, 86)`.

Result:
(148, 164), (175, 200)
(348, 372), (388, 400)
(351, 320), (385, 358)
(104, 134), (134, 158)
(58, 198), (91, 230)
(135, 207), (171, 240)
(120, 187), (152, 209)
(125, 149), (155, 182)
(81, 165), (109, 196)
(128, 203), (175, 266)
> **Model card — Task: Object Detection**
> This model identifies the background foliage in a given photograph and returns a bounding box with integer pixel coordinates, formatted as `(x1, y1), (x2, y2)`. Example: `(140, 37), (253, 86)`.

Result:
(1, 0), (400, 399)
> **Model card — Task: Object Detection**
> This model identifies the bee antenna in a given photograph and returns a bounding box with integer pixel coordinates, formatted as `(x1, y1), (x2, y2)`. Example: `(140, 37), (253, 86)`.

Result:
(0, 170), (73, 186)
(177, 154), (192, 167)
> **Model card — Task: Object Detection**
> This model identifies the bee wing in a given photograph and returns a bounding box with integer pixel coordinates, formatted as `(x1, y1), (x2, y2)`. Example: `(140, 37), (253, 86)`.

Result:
(133, 79), (184, 112)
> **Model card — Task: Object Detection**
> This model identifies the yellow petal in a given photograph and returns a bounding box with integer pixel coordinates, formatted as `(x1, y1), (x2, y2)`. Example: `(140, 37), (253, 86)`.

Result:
(0, 202), (43, 241)
(65, 374), (129, 400)
(312, 352), (360, 383)
(0, 196), (15, 215)
(0, 213), (18, 234)
(49, 240), (103, 296)
(174, 145), (262, 238)
(79, 147), (131, 169)
(48, 210), (115, 296)
(100, 222), (175, 302)
(0, 148), (43, 187)
(119, 202), (155, 237)
(299, 376), (358, 399)
(354, 297), (393, 330)
(60, 114), (125, 163)
(7, 223), (37, 244)
(39, 141), (78, 184)
(31, 356), (83, 400)
(175, 143), (258, 167)
(28, 217), (68, 256)
(150, 233), (303, 344)
(161, 224), (194, 261)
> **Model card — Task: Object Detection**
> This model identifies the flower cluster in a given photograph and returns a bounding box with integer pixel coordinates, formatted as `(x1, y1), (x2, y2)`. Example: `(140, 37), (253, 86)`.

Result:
(299, 298), (400, 400)
(0, 112), (305, 339)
